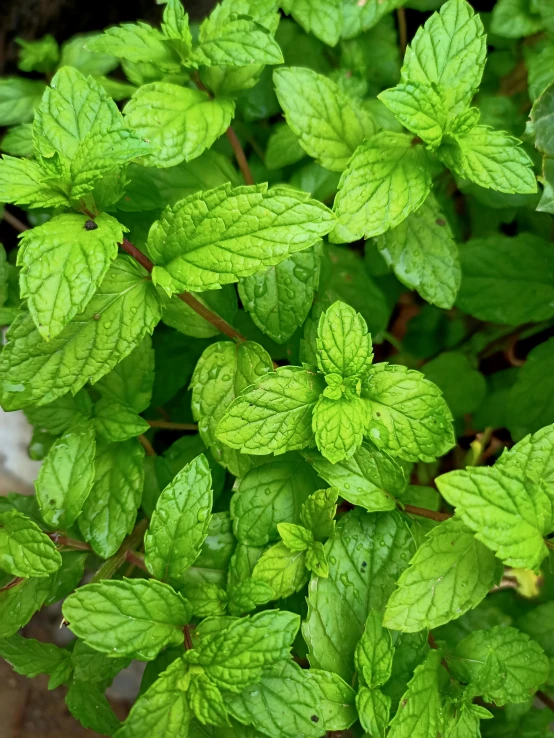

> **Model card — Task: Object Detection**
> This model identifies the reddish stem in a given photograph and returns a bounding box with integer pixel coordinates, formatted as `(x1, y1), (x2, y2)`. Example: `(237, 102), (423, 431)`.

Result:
(117, 238), (246, 342)
(184, 624), (194, 651)
(537, 690), (554, 712)
(226, 127), (254, 185)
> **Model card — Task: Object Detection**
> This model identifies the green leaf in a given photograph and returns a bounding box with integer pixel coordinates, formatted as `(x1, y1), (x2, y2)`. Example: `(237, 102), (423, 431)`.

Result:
(0, 634), (72, 689)
(188, 669), (230, 727)
(456, 234), (554, 325)
(356, 687), (391, 738)
(435, 467), (551, 570)
(191, 340), (273, 475)
(361, 363), (455, 463)
(0, 258), (163, 411)
(0, 77), (45, 126)
(531, 80), (554, 158)
(449, 626), (549, 705)
(374, 194), (461, 310)
(306, 540), (328, 577)
(491, 0), (544, 38)
(231, 454), (320, 546)
(316, 301), (373, 378)
(439, 126), (537, 195)
(277, 522), (314, 551)
(69, 128), (151, 201)
(66, 680), (120, 735)
(216, 367), (325, 455)
(379, 83), (447, 148)
(341, 0), (401, 39)
(145, 454), (213, 583)
(124, 83), (235, 168)
(58, 33), (118, 76)
(0, 156), (69, 209)
(44, 551), (87, 607)
(78, 439), (144, 558)
(355, 609), (394, 688)
(383, 517), (499, 632)
(517, 602), (554, 686)
(87, 23), (181, 71)
(0, 577), (52, 638)
(238, 247), (320, 344)
(265, 123), (306, 170)
(507, 339), (554, 441)
(251, 541), (308, 599)
(185, 583), (228, 618)
(63, 578), (191, 660)
(33, 67), (122, 167)
(401, 0), (486, 114)
(195, 15), (283, 67)
(94, 398), (149, 442)
(71, 638), (131, 684)
(422, 351), (486, 419)
(35, 422), (96, 529)
(115, 656), (192, 738)
(227, 578), (273, 616)
(273, 67), (377, 173)
(302, 442), (404, 512)
(281, 0), (342, 46)
(161, 0), (193, 58)
(24, 390), (93, 436)
(305, 669), (357, 731)
(496, 422), (554, 490)
(387, 650), (445, 738)
(147, 183), (335, 292)
(180, 512), (235, 590)
(332, 133), (432, 242)
(224, 660), (326, 738)
(119, 150), (239, 212)
(0, 123), (34, 157)
(0, 510), (62, 578)
(303, 509), (414, 681)
(300, 488), (338, 541)
(186, 610), (299, 693)
(95, 335), (154, 413)
(312, 394), (366, 464)
(18, 213), (125, 341)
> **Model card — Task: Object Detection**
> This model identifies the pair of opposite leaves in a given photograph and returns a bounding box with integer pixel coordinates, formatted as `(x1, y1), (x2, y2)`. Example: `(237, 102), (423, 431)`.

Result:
(216, 300), (455, 465)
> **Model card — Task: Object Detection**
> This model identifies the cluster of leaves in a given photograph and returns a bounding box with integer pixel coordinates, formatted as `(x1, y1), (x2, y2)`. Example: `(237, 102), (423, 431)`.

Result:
(0, 0), (554, 736)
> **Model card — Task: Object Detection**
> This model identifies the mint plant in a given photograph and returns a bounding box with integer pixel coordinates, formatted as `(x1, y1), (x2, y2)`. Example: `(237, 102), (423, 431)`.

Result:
(0, 0), (554, 735)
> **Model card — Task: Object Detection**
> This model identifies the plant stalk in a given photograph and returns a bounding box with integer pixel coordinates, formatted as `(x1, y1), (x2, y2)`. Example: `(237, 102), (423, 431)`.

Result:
(90, 518), (149, 583)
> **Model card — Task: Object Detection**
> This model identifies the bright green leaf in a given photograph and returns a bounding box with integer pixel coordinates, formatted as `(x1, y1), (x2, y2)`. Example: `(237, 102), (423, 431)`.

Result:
(436, 466), (551, 570)
(18, 212), (125, 340)
(63, 578), (192, 661)
(0, 510), (62, 578)
(35, 422), (96, 529)
(145, 454), (213, 583)
(383, 517), (499, 632)
(332, 133), (432, 242)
